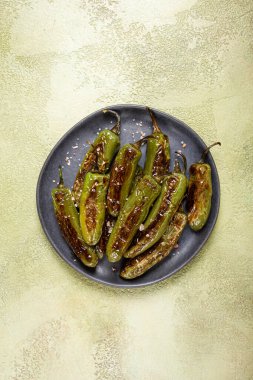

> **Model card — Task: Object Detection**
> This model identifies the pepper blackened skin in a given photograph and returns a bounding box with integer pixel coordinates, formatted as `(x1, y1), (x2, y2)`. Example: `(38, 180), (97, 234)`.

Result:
(106, 175), (161, 262)
(52, 167), (98, 267)
(130, 165), (143, 193)
(124, 154), (187, 259)
(72, 109), (120, 205)
(144, 107), (170, 183)
(96, 213), (116, 259)
(80, 172), (110, 246)
(187, 142), (221, 231)
(107, 139), (145, 217)
(120, 211), (187, 279)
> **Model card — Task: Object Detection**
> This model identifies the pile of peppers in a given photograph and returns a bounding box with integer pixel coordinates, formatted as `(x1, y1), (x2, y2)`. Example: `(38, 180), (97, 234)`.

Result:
(52, 107), (220, 279)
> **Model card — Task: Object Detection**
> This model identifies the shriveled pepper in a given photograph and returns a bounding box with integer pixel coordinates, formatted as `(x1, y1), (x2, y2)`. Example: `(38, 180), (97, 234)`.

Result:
(52, 167), (98, 267)
(80, 172), (109, 246)
(106, 139), (145, 217)
(124, 153), (187, 259)
(73, 109), (120, 205)
(187, 142), (221, 231)
(120, 211), (187, 279)
(106, 175), (161, 262)
(144, 107), (170, 183)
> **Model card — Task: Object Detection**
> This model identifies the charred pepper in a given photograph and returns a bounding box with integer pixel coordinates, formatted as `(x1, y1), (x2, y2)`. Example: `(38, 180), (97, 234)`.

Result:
(187, 142), (221, 231)
(124, 153), (187, 259)
(120, 211), (187, 279)
(52, 167), (98, 267)
(80, 172), (109, 246)
(73, 109), (120, 205)
(95, 213), (116, 259)
(106, 139), (145, 217)
(144, 107), (170, 183)
(106, 175), (161, 262)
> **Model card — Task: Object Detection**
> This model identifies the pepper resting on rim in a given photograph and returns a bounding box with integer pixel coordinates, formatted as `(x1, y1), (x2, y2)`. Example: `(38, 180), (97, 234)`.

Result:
(187, 142), (221, 231)
(52, 167), (98, 267)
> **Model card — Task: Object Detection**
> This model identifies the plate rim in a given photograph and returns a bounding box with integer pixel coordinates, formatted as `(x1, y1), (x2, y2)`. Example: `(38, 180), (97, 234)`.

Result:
(36, 103), (220, 288)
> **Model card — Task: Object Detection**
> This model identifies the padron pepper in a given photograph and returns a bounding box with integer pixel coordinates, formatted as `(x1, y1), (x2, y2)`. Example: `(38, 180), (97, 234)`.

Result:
(107, 138), (147, 217)
(73, 109), (120, 205)
(120, 211), (187, 279)
(106, 175), (161, 262)
(80, 172), (110, 246)
(97, 161), (145, 258)
(52, 167), (98, 267)
(144, 107), (170, 183)
(187, 142), (221, 231)
(124, 152), (187, 259)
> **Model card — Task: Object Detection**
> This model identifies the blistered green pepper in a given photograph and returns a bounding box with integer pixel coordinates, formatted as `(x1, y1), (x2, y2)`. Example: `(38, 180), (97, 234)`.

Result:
(73, 109), (120, 205)
(106, 175), (161, 262)
(120, 211), (187, 279)
(124, 153), (187, 259)
(187, 142), (221, 231)
(80, 172), (109, 245)
(52, 167), (98, 267)
(144, 107), (170, 183)
(106, 139), (146, 217)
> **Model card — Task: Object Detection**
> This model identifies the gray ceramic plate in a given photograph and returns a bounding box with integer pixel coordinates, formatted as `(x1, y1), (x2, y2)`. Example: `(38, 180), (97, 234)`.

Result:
(36, 104), (220, 288)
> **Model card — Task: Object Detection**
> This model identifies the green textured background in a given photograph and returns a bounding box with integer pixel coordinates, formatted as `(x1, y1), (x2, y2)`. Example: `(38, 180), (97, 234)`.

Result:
(1, 1), (253, 379)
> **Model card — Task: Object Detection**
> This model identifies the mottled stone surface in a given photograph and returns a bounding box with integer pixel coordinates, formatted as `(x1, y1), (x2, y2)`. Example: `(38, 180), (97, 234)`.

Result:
(1, 1), (253, 379)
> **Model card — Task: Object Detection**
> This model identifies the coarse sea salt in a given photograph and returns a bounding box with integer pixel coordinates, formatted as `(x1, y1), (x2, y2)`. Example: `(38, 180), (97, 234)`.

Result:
(139, 224), (144, 231)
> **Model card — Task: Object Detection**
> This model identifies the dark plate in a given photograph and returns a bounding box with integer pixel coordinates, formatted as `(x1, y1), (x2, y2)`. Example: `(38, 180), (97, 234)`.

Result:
(36, 104), (220, 288)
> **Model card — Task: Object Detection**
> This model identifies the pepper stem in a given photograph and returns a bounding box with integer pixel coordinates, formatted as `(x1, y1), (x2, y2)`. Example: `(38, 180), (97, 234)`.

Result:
(58, 165), (64, 187)
(146, 107), (161, 133)
(200, 142), (221, 162)
(175, 151), (187, 174)
(133, 135), (155, 149)
(103, 109), (121, 135)
(173, 159), (181, 173)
